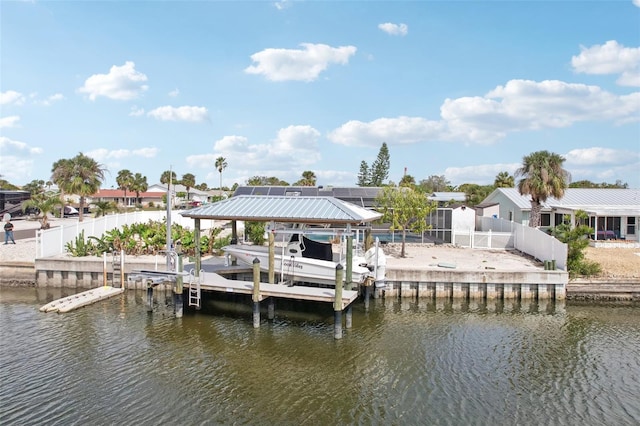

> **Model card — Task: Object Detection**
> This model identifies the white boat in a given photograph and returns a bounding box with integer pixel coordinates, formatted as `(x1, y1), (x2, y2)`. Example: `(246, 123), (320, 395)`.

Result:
(223, 233), (377, 286)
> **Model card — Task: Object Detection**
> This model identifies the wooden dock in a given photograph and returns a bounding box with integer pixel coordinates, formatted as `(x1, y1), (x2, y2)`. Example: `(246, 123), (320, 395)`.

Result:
(193, 271), (359, 306)
(40, 286), (124, 313)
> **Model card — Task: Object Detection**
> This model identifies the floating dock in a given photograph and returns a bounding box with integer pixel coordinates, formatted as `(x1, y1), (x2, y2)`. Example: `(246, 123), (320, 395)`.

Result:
(39, 286), (124, 313)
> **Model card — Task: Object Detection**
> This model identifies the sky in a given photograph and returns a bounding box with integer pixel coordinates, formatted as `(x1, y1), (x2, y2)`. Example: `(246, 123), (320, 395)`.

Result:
(1, 0), (639, 191)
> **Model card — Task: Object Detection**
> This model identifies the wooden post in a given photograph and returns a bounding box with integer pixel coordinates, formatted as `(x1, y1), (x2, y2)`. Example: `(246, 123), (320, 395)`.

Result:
(119, 250), (125, 288)
(345, 231), (353, 290)
(194, 218), (201, 276)
(146, 284), (153, 312)
(175, 253), (183, 318)
(103, 252), (107, 287)
(334, 264), (344, 339)
(346, 305), (352, 329)
(252, 257), (261, 328)
(268, 229), (275, 284)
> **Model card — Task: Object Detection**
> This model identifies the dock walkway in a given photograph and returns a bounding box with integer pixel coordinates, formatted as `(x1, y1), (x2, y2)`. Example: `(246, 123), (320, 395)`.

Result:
(193, 270), (359, 306)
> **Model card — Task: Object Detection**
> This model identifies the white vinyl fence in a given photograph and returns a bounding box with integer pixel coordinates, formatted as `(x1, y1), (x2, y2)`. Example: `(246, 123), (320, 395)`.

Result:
(462, 216), (567, 270)
(36, 211), (219, 258)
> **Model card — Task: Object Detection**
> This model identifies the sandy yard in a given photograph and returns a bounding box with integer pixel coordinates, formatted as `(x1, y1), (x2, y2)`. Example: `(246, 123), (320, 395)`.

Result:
(584, 246), (640, 279)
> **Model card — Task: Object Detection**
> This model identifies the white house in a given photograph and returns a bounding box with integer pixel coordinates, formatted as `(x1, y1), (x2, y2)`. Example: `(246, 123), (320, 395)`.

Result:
(477, 188), (640, 241)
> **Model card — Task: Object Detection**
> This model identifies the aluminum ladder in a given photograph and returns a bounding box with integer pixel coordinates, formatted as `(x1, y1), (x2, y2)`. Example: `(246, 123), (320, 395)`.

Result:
(188, 269), (202, 309)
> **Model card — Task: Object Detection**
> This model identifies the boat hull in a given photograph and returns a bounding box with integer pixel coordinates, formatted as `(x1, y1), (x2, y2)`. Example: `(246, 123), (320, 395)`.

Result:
(223, 245), (370, 286)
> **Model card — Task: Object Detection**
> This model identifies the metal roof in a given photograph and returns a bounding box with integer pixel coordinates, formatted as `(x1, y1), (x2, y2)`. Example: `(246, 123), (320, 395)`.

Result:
(232, 186), (383, 208)
(491, 188), (640, 215)
(428, 192), (467, 202)
(180, 195), (382, 224)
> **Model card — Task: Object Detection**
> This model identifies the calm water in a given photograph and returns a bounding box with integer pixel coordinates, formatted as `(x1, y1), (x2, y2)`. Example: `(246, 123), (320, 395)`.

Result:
(1, 287), (639, 426)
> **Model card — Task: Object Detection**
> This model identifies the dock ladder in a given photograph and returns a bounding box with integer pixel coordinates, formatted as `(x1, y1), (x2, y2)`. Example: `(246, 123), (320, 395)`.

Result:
(188, 269), (202, 309)
(112, 250), (123, 288)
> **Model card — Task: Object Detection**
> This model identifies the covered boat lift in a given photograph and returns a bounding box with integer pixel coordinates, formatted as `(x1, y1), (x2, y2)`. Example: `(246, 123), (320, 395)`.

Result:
(179, 195), (383, 338)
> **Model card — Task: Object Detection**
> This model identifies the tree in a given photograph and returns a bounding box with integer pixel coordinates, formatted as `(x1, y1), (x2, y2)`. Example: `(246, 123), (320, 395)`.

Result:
(457, 183), (494, 206)
(160, 170), (177, 206)
(357, 161), (370, 186)
(418, 175), (451, 193)
(22, 180), (46, 198)
(130, 173), (148, 205)
(22, 193), (64, 229)
(294, 170), (317, 186)
(91, 200), (117, 218)
(215, 156), (228, 191)
(246, 176), (289, 186)
(550, 210), (601, 277)
(494, 171), (515, 188)
(181, 173), (196, 201)
(569, 179), (628, 189)
(515, 150), (570, 228)
(399, 174), (416, 188)
(376, 186), (435, 258)
(116, 169), (134, 207)
(51, 152), (106, 222)
(370, 142), (390, 186)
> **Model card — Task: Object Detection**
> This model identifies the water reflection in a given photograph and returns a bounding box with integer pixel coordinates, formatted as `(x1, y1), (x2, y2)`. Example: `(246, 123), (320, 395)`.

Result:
(0, 288), (639, 425)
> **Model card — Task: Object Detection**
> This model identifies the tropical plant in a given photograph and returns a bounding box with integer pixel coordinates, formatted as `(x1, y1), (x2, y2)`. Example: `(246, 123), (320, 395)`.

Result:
(418, 175), (451, 193)
(376, 186), (435, 257)
(215, 156), (227, 191)
(91, 200), (118, 217)
(294, 170), (317, 186)
(399, 174), (416, 188)
(22, 193), (64, 229)
(515, 150), (570, 228)
(116, 169), (134, 207)
(245, 221), (266, 245)
(181, 173), (196, 201)
(51, 152), (106, 222)
(494, 171), (515, 188)
(550, 210), (601, 278)
(130, 173), (148, 205)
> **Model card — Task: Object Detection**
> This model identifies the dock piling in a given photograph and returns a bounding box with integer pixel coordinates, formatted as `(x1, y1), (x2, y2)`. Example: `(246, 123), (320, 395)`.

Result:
(334, 264), (344, 339)
(252, 258), (261, 328)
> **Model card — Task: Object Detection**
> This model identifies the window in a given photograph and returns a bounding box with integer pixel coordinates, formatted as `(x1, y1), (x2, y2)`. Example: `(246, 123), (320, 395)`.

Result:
(540, 213), (551, 227)
(628, 217), (636, 235)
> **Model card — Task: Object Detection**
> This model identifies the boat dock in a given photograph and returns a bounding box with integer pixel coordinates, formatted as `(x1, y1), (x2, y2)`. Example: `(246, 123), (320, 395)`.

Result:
(39, 286), (124, 313)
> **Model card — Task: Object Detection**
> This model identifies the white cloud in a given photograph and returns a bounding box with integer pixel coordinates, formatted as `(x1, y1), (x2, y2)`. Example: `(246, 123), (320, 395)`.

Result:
(244, 43), (357, 82)
(329, 79), (640, 147)
(129, 106), (145, 117)
(85, 147), (159, 162)
(0, 136), (43, 155)
(0, 115), (21, 128)
(328, 116), (444, 147)
(378, 22), (408, 36)
(147, 105), (209, 122)
(564, 147), (640, 166)
(571, 40), (640, 87)
(0, 90), (26, 106)
(444, 163), (520, 186)
(273, 0), (291, 10)
(186, 126), (321, 181)
(634, 0), (640, 8)
(168, 88), (180, 97)
(78, 61), (149, 100)
(34, 93), (64, 106)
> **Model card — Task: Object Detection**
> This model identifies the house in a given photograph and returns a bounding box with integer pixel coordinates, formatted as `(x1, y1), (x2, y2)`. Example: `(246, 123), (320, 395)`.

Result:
(147, 184), (218, 206)
(477, 188), (640, 241)
(90, 188), (164, 207)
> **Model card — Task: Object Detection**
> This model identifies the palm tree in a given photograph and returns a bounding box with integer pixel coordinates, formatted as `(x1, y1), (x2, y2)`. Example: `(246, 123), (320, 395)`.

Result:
(52, 152), (106, 222)
(130, 173), (148, 206)
(294, 170), (317, 186)
(515, 150), (570, 228)
(160, 170), (177, 207)
(22, 193), (64, 229)
(91, 200), (117, 217)
(51, 158), (73, 218)
(215, 156), (227, 191)
(116, 169), (134, 207)
(181, 173), (196, 201)
(494, 171), (515, 188)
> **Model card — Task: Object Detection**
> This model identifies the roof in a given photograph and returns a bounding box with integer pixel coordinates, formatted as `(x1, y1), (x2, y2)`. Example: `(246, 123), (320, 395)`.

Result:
(180, 195), (382, 224)
(232, 186), (383, 208)
(92, 189), (163, 199)
(489, 188), (640, 216)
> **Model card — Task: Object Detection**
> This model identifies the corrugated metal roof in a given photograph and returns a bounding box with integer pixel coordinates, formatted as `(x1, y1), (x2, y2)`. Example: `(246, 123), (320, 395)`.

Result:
(180, 195), (382, 224)
(493, 188), (640, 214)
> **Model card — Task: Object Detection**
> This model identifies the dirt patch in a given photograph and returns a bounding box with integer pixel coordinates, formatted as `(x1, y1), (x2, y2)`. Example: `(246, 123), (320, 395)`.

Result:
(584, 247), (640, 279)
